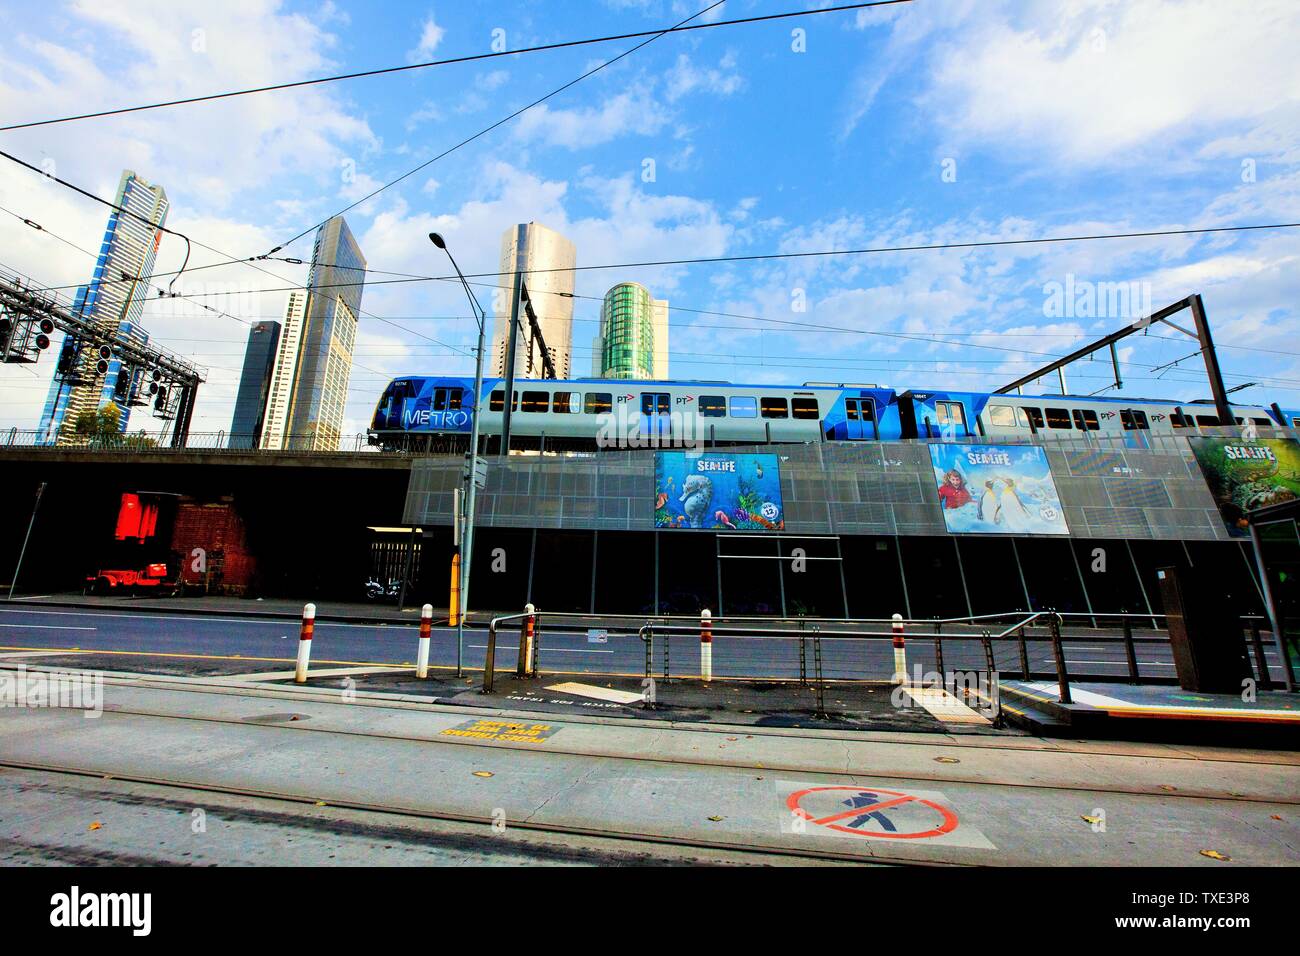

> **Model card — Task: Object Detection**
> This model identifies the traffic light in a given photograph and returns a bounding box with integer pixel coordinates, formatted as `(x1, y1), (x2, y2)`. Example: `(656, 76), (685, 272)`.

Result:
(96, 344), (112, 376)
(34, 318), (54, 351)
(113, 367), (132, 402)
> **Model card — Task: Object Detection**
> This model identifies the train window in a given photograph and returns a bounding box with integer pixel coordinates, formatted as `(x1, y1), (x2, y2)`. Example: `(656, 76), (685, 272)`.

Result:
(730, 396), (757, 418)
(699, 395), (727, 418)
(845, 398), (876, 422)
(1120, 409), (1149, 430)
(520, 391), (549, 413)
(1293, 418), (1300, 429)
(1171, 413), (1190, 428)
(1196, 415), (1219, 427)
(552, 391), (581, 414)
(448, 389), (462, 410)
(1022, 407), (1044, 430)
(1045, 407), (1072, 429)
(987, 404), (1016, 427)
(432, 388), (448, 412)
(489, 390), (518, 412)
(761, 397), (789, 419)
(1073, 409), (1100, 431)
(845, 400), (859, 421)
(791, 397), (819, 420)
(1252, 417), (1271, 427)
(584, 392), (612, 414)
(934, 401), (966, 426)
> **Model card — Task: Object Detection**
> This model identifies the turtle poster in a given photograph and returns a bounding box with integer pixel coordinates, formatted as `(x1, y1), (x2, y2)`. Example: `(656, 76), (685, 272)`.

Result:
(1187, 437), (1300, 536)
(654, 452), (784, 531)
(928, 443), (1069, 536)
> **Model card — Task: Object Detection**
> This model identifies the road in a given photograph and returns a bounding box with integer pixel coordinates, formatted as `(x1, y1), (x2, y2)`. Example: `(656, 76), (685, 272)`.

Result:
(1, 604), (1283, 683)
(0, 676), (1296, 866)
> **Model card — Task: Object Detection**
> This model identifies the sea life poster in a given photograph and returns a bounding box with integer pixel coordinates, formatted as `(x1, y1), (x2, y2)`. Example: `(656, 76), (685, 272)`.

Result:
(654, 453), (784, 531)
(1187, 437), (1300, 536)
(929, 444), (1069, 536)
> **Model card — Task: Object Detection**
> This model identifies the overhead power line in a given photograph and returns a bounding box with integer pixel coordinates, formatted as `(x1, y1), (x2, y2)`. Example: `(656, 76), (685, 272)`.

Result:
(0, 2), (912, 133)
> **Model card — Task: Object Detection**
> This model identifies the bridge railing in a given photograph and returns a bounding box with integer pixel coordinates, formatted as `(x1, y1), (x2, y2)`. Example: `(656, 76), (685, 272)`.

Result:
(0, 429), (395, 455)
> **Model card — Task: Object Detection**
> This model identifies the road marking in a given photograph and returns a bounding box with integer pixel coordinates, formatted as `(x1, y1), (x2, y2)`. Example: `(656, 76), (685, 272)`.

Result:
(780, 783), (996, 848)
(0, 624), (96, 631)
(439, 718), (560, 744)
(544, 682), (645, 704)
(468, 644), (613, 654)
(899, 685), (991, 725)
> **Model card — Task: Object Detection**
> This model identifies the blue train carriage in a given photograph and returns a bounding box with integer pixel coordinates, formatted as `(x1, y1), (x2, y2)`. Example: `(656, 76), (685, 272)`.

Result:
(899, 388), (1280, 441)
(369, 373), (1284, 451)
(369, 375), (905, 450)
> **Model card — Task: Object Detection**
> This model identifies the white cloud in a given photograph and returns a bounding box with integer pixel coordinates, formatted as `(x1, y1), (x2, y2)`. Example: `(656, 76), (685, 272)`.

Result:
(411, 14), (446, 60)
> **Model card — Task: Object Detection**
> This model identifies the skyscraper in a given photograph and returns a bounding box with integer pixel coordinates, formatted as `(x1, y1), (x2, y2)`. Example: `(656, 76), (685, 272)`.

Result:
(489, 222), (576, 380)
(228, 321), (281, 449)
(275, 216), (366, 451)
(38, 170), (169, 443)
(593, 281), (670, 380)
(259, 291), (307, 450)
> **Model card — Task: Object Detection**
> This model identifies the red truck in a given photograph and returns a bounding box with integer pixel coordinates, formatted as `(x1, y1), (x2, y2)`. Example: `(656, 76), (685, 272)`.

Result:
(85, 563), (177, 596)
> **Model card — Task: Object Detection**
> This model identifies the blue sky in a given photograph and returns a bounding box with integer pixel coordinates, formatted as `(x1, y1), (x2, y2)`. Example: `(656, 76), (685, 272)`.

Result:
(1, 0), (1298, 435)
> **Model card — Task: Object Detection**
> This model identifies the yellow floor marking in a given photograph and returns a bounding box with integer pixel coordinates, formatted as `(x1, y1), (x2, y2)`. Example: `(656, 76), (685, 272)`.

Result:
(544, 681), (646, 704)
(900, 685), (992, 725)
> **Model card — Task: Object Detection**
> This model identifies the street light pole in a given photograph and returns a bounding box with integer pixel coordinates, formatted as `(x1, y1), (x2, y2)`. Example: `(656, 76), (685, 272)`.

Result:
(430, 233), (486, 678)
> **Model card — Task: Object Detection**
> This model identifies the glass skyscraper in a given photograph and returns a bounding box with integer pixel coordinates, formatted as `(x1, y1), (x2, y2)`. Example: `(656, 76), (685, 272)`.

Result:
(279, 216), (366, 451)
(38, 170), (169, 443)
(490, 222), (576, 379)
(594, 281), (669, 380)
(228, 320), (281, 449)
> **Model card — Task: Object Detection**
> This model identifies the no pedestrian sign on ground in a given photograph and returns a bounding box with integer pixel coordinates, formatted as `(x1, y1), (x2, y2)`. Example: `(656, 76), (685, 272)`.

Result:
(779, 782), (994, 849)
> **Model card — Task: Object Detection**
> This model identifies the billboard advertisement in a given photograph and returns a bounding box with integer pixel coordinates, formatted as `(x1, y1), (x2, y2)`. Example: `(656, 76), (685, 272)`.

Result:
(1187, 437), (1300, 535)
(928, 444), (1069, 535)
(654, 452), (784, 531)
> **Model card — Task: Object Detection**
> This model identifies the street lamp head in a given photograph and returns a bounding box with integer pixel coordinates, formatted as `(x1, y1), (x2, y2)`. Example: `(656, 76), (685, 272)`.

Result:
(428, 232), (446, 249)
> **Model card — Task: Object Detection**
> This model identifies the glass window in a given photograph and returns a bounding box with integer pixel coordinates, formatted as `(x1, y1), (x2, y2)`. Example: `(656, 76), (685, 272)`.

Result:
(584, 392), (612, 414)
(432, 388), (447, 412)
(552, 391), (580, 414)
(730, 396), (757, 418)
(761, 396), (789, 419)
(1120, 409), (1149, 430)
(988, 404), (1017, 427)
(845, 399), (860, 421)
(1252, 417), (1271, 427)
(1074, 409), (1099, 430)
(1045, 407), (1072, 429)
(1023, 407), (1044, 430)
(791, 397), (819, 420)
(489, 390), (517, 412)
(936, 401), (966, 426)
(641, 393), (669, 414)
(520, 391), (549, 413)
(448, 389), (462, 410)
(699, 395), (727, 418)
(1171, 412), (1190, 428)
(1196, 415), (1219, 427)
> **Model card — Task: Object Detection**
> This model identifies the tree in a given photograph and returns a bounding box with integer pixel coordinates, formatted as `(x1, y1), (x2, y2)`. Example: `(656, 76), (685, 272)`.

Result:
(73, 402), (122, 442)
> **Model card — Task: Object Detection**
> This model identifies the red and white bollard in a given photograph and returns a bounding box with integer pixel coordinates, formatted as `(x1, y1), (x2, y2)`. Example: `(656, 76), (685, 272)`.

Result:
(891, 612), (907, 685)
(416, 603), (433, 678)
(294, 603), (316, 684)
(700, 608), (713, 683)
(523, 602), (536, 677)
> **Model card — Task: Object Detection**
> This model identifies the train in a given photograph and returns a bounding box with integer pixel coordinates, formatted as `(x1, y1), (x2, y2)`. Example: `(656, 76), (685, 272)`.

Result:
(368, 373), (1300, 453)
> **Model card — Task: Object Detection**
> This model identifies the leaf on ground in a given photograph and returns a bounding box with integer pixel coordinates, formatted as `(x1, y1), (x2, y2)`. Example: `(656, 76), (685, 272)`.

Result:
(315, 801), (326, 807)
(707, 815), (724, 822)
(1199, 849), (1231, 861)
(473, 771), (494, 778)
(1080, 815), (1103, 825)
(934, 756), (960, 764)
(87, 822), (102, 831)
(1271, 815), (1283, 821)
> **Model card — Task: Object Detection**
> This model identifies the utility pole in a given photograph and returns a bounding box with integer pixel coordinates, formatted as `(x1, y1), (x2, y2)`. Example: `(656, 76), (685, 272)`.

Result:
(9, 482), (46, 600)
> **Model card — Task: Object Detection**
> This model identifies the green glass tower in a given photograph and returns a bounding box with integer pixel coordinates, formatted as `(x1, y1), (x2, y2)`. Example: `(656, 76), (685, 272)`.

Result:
(597, 282), (668, 380)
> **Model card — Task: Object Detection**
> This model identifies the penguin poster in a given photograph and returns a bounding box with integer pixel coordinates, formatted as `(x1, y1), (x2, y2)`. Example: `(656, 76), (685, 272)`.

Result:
(928, 444), (1070, 536)
(654, 452), (784, 531)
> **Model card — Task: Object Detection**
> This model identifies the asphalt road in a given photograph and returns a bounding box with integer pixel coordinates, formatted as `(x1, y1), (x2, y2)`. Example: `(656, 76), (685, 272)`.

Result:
(0, 605), (1285, 684)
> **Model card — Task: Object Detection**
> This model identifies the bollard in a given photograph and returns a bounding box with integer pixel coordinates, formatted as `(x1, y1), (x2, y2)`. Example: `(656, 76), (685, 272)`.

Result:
(891, 613), (907, 684)
(518, 603), (536, 678)
(416, 603), (433, 678)
(700, 608), (713, 683)
(294, 602), (316, 684)
(448, 553), (461, 627)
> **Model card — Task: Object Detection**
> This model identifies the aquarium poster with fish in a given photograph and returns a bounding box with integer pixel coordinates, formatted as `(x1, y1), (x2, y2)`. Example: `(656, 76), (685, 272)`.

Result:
(1187, 437), (1300, 536)
(929, 444), (1069, 536)
(654, 453), (784, 531)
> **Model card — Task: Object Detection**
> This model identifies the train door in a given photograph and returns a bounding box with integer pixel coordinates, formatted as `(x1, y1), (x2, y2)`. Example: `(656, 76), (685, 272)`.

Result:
(843, 397), (879, 440)
(641, 392), (671, 441)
